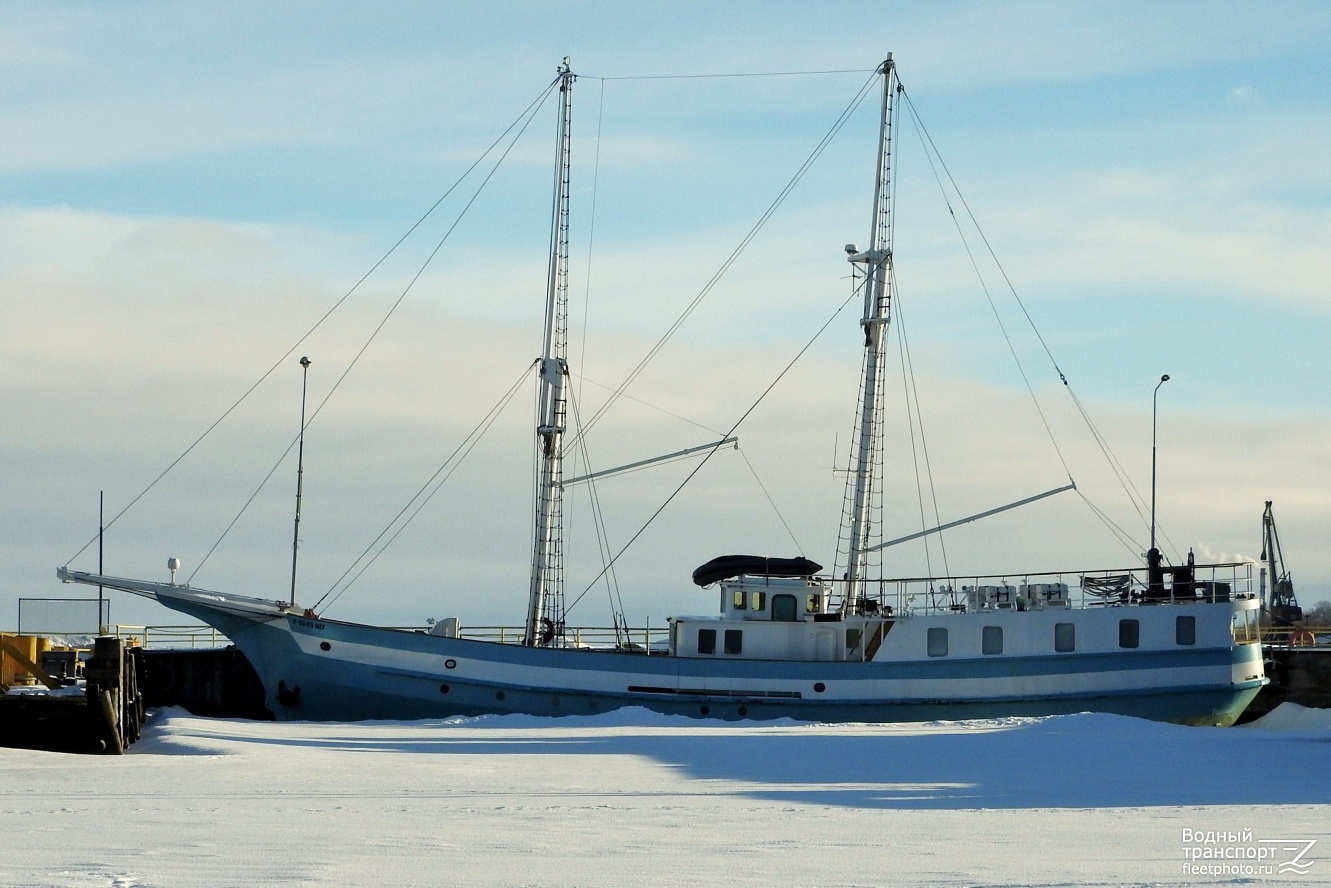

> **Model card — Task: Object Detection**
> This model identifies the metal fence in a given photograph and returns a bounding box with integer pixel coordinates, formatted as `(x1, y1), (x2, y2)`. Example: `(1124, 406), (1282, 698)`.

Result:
(111, 624), (227, 649)
(16, 598), (110, 637)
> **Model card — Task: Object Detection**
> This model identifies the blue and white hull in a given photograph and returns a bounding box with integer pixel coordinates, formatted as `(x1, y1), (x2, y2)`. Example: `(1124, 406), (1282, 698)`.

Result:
(60, 570), (1266, 727)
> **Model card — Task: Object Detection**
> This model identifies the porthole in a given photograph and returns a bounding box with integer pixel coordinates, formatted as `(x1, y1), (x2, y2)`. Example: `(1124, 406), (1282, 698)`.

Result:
(444, 659), (457, 669)
(319, 641), (330, 652)
(700, 705), (711, 716)
(496, 691), (506, 701)
(551, 696), (561, 707)
(814, 682), (826, 693)
(737, 706), (748, 717)
(439, 684), (450, 694)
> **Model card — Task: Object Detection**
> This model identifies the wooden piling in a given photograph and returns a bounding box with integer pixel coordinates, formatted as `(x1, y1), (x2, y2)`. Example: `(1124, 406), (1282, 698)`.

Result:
(0, 635), (143, 754)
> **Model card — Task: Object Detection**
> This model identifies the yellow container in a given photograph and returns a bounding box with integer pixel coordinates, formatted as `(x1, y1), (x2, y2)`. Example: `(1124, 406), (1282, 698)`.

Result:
(1, 633), (41, 686)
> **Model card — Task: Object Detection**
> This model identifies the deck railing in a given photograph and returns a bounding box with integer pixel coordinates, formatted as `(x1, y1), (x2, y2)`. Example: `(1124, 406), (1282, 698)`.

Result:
(825, 562), (1257, 616)
(1261, 624), (1330, 648)
(35, 611), (1325, 654)
(448, 624), (671, 651)
(111, 624), (226, 649)
(105, 622), (672, 652)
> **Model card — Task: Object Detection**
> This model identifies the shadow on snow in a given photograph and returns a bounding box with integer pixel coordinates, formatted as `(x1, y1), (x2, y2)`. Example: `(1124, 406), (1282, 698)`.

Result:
(134, 709), (1331, 811)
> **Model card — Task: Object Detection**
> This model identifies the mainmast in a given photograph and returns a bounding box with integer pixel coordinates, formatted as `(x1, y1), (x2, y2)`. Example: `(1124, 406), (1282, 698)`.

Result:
(524, 59), (574, 647)
(839, 56), (898, 612)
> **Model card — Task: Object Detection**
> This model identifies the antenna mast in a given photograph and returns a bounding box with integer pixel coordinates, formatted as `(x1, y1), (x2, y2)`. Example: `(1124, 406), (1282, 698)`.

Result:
(290, 355), (311, 606)
(839, 56), (898, 612)
(525, 59), (574, 646)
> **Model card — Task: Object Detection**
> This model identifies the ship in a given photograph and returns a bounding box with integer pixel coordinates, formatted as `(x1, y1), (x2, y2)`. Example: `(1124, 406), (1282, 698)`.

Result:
(59, 57), (1267, 726)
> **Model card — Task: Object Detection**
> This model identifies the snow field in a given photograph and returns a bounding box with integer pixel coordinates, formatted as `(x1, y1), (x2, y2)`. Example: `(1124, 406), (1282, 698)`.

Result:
(1, 705), (1328, 887)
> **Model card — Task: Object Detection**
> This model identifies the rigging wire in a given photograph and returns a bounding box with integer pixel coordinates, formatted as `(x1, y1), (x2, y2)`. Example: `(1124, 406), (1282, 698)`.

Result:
(63, 76), (562, 569)
(584, 68), (873, 82)
(564, 79), (626, 640)
(576, 78), (606, 414)
(313, 360), (534, 613)
(891, 287), (941, 581)
(187, 430), (301, 585)
(737, 446), (804, 554)
(187, 80), (557, 584)
(567, 68), (882, 450)
(565, 273), (868, 617)
(900, 93), (1075, 488)
(571, 373), (726, 437)
(1065, 385), (1152, 527)
(565, 387), (629, 644)
(892, 271), (951, 581)
(1078, 489), (1146, 557)
(899, 88), (1176, 558)
(894, 290), (937, 577)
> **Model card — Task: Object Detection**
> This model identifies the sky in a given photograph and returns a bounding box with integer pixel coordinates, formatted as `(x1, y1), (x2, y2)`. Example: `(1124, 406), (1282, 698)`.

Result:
(2, 1), (1329, 632)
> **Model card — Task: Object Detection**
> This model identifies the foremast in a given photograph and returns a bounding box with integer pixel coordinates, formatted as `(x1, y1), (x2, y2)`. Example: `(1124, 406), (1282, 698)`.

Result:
(525, 60), (575, 647)
(838, 56), (898, 613)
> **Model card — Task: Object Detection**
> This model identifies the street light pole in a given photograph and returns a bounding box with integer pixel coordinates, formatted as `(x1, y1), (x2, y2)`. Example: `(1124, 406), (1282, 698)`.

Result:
(1151, 373), (1170, 552)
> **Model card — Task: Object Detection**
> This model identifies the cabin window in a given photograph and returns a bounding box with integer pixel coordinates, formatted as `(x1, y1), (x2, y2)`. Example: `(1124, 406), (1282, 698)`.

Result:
(724, 629), (743, 655)
(732, 590), (747, 610)
(750, 591), (767, 612)
(982, 625), (1003, 655)
(772, 594), (798, 622)
(806, 593), (822, 613)
(1176, 615), (1196, 646)
(927, 627), (948, 657)
(698, 628), (716, 655)
(845, 628), (862, 651)
(1055, 622), (1075, 653)
(1118, 619), (1140, 649)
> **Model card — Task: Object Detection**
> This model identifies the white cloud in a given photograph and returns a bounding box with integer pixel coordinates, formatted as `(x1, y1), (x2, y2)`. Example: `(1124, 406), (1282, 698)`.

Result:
(4, 4), (1330, 630)
(5, 205), (1328, 630)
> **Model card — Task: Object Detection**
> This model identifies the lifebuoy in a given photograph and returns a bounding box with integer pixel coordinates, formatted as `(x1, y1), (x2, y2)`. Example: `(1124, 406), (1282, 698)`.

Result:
(1290, 629), (1316, 647)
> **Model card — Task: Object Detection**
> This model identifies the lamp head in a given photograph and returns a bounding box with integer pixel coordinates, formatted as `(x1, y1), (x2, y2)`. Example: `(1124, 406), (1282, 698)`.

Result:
(1160, 374), (1170, 382)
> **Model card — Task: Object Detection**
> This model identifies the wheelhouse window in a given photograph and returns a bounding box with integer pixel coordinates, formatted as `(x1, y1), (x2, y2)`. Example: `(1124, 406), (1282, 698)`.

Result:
(724, 629), (743, 655)
(806, 593), (822, 613)
(698, 628), (716, 655)
(772, 594), (798, 622)
(732, 590), (747, 610)
(1231, 610), (1259, 644)
(927, 627), (948, 657)
(1176, 615), (1196, 646)
(982, 625), (1003, 655)
(750, 591), (767, 612)
(1118, 619), (1140, 649)
(1054, 622), (1075, 653)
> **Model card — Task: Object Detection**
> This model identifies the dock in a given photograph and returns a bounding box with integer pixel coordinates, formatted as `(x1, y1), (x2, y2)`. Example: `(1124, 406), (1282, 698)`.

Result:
(1240, 641), (1331, 722)
(1, 635), (144, 754)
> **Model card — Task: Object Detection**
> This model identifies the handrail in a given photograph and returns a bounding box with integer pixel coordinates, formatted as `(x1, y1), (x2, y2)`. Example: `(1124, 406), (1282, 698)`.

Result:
(1262, 624), (1330, 647)
(817, 562), (1257, 616)
(111, 624), (224, 649)
(100, 623), (672, 651)
(86, 613), (1317, 652)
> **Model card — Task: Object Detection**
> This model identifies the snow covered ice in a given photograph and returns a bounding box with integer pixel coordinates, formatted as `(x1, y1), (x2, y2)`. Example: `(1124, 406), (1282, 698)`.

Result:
(2, 705), (1328, 887)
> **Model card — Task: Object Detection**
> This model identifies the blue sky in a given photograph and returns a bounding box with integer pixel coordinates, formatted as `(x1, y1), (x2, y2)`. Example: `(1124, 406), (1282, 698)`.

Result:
(2, 1), (1328, 630)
